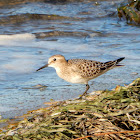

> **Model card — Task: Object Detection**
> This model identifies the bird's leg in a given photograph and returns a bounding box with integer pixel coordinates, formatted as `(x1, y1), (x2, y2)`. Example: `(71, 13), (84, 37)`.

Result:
(79, 84), (90, 99)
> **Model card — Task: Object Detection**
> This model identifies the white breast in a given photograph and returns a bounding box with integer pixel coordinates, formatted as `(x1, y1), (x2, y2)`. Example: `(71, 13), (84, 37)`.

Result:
(55, 67), (87, 84)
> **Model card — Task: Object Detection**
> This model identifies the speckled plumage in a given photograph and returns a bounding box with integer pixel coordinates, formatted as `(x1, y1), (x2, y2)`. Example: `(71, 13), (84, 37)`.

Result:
(68, 59), (106, 78)
(37, 54), (125, 98)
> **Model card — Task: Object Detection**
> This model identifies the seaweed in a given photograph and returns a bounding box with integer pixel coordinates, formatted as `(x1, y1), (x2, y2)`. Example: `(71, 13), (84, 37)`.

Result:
(118, 0), (140, 25)
(0, 78), (140, 139)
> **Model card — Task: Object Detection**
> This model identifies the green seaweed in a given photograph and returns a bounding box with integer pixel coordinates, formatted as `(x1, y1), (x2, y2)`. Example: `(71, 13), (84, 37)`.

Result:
(118, 0), (140, 25)
(0, 78), (140, 139)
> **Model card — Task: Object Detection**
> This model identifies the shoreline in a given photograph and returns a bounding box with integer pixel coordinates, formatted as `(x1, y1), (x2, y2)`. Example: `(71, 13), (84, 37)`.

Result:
(0, 78), (140, 139)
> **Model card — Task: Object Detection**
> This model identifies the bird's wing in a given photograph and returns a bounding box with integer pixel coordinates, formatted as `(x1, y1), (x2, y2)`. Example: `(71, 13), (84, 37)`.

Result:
(68, 59), (106, 78)
(68, 57), (125, 79)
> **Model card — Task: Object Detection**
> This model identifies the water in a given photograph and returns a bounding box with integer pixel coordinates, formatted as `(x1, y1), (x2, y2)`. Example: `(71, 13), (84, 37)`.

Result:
(0, 0), (140, 119)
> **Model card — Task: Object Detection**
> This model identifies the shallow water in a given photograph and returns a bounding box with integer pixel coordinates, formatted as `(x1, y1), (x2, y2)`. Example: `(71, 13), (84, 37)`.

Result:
(0, 0), (140, 120)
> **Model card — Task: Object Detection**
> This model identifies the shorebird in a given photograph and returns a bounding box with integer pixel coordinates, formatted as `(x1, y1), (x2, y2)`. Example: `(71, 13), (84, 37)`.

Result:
(36, 55), (125, 98)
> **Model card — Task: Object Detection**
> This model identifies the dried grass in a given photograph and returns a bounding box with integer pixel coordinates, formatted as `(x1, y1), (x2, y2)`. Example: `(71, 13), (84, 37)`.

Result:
(0, 78), (140, 140)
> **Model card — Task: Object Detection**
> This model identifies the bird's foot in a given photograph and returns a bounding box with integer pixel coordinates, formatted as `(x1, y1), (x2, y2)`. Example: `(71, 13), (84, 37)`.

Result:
(77, 84), (90, 100)
(77, 92), (87, 100)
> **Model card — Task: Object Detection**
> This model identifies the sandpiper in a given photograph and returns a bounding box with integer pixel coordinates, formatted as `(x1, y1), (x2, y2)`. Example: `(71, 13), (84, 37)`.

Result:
(36, 55), (125, 98)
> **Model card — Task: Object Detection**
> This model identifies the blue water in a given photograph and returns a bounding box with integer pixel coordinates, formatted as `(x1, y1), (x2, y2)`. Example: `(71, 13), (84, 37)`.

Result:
(0, 0), (139, 119)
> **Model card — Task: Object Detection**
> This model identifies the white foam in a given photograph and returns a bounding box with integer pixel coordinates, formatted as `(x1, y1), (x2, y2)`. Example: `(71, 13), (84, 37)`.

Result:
(0, 33), (90, 54)
(0, 33), (35, 46)
(0, 33), (88, 53)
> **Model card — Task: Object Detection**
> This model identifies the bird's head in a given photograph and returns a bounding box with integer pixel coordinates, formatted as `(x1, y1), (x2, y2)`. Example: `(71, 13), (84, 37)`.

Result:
(36, 54), (67, 71)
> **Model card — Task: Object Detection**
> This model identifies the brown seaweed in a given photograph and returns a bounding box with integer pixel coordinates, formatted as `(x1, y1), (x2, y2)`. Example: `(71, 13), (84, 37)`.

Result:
(0, 78), (140, 139)
(118, 0), (140, 25)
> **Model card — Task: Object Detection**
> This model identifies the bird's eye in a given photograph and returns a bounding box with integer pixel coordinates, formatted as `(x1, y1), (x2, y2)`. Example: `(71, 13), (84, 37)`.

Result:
(53, 58), (56, 61)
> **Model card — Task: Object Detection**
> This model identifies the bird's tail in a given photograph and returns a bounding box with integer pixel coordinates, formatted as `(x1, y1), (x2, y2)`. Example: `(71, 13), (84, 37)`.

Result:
(104, 57), (125, 68)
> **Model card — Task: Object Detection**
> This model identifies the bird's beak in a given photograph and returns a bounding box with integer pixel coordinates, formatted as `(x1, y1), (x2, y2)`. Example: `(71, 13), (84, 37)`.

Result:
(36, 63), (48, 71)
